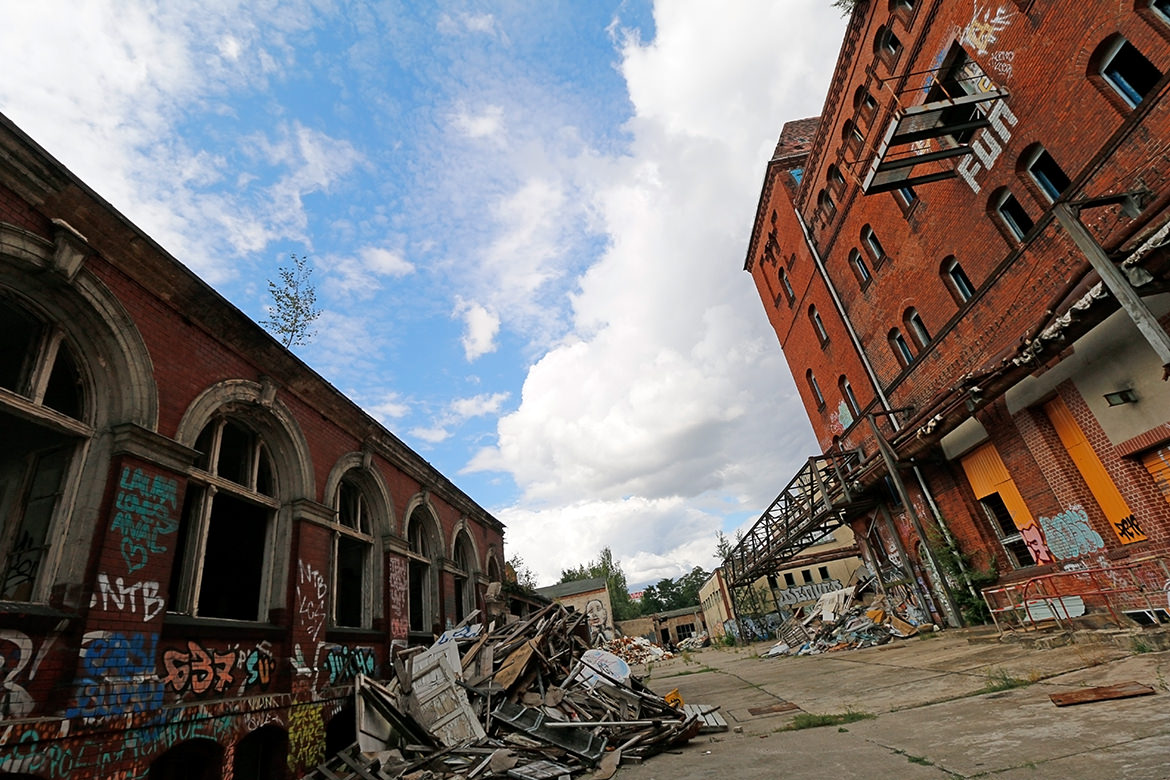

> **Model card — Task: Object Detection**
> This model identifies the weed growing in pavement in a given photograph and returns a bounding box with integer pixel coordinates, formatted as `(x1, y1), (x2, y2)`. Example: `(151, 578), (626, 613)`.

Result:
(775, 710), (876, 731)
(655, 666), (712, 678)
(1132, 638), (1153, 654)
(891, 748), (934, 766)
(978, 668), (1032, 693)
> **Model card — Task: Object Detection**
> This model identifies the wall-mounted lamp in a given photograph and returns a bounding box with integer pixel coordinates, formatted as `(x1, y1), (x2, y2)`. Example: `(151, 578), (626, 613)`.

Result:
(1103, 389), (1139, 406)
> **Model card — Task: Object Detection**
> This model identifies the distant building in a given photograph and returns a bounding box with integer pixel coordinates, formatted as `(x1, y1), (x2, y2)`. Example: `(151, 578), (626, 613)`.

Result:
(0, 112), (504, 778)
(535, 577), (615, 645)
(736, 1), (1170, 629)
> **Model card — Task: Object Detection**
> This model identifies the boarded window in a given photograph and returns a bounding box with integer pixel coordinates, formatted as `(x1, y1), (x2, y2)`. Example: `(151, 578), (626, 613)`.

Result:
(960, 442), (1052, 566)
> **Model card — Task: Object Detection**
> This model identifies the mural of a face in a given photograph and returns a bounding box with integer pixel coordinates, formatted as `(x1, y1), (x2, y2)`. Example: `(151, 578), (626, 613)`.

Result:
(585, 598), (614, 645)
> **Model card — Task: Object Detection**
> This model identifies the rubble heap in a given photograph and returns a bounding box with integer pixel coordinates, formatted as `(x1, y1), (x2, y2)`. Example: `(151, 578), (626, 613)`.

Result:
(766, 588), (934, 657)
(309, 602), (709, 780)
(600, 635), (673, 664)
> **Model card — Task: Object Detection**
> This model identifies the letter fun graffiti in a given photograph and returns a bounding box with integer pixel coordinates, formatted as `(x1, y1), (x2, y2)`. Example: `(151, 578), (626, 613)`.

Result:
(110, 466), (179, 573)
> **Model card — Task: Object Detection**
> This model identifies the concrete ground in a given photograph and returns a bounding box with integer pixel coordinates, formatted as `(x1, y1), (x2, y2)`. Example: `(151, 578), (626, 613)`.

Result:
(617, 629), (1170, 779)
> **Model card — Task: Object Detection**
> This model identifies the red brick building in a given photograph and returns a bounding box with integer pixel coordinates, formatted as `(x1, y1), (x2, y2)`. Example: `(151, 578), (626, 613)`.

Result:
(735, 0), (1170, 630)
(0, 112), (504, 778)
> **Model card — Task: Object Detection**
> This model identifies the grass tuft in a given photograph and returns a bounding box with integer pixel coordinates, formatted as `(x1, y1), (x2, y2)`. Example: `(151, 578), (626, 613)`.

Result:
(776, 710), (875, 731)
(978, 668), (1032, 694)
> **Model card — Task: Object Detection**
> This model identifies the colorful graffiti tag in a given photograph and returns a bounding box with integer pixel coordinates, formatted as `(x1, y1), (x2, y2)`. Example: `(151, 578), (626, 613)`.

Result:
(161, 640), (237, 696)
(67, 631), (164, 719)
(110, 466), (179, 574)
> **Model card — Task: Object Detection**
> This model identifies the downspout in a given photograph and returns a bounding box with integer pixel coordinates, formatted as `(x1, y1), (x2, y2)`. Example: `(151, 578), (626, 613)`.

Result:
(794, 210), (975, 622)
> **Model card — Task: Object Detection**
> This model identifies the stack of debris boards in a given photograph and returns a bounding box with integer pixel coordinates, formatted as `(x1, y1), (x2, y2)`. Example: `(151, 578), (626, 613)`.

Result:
(308, 603), (703, 780)
(765, 589), (931, 657)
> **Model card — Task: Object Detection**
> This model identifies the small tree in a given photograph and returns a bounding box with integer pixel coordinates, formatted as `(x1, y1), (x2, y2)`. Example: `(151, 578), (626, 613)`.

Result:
(506, 554), (538, 591)
(262, 254), (322, 347)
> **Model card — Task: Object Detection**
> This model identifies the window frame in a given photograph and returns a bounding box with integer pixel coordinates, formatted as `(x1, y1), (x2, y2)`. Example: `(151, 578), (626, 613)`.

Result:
(808, 305), (830, 346)
(806, 369), (825, 410)
(850, 249), (872, 288)
(839, 375), (861, 420)
(905, 308), (932, 349)
(1023, 145), (1072, 203)
(889, 328), (914, 367)
(1096, 36), (1162, 108)
(331, 474), (376, 629)
(942, 256), (977, 304)
(861, 225), (887, 266)
(994, 189), (1035, 240)
(778, 267), (795, 304)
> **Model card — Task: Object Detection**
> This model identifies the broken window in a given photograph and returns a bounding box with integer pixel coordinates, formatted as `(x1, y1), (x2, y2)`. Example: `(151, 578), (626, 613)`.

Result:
(333, 476), (374, 628)
(1096, 36), (1162, 108)
(170, 416), (278, 621)
(818, 566), (830, 580)
(979, 492), (1032, 569)
(452, 533), (476, 624)
(0, 293), (87, 602)
(407, 508), (437, 635)
(783, 572), (795, 588)
(941, 256), (976, 304)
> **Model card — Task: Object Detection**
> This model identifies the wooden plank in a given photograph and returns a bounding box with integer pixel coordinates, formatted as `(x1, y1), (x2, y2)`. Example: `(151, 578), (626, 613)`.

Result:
(1050, 681), (1156, 707)
(494, 639), (536, 690)
(683, 704), (728, 733)
(747, 702), (799, 716)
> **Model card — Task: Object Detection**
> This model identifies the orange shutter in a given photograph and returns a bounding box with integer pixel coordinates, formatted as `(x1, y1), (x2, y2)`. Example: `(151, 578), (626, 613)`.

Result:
(959, 442), (1035, 532)
(1141, 445), (1170, 504)
(1043, 397), (1146, 544)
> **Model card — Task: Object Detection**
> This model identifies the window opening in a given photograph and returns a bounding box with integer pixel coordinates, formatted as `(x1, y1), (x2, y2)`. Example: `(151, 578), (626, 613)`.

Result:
(806, 369), (825, 408)
(801, 569), (814, 584)
(924, 44), (992, 146)
(852, 249), (872, 286)
(890, 329), (914, 366)
(979, 492), (1032, 568)
(996, 190), (1034, 239)
(818, 566), (830, 580)
(783, 572), (795, 587)
(779, 268), (795, 303)
(1025, 147), (1071, 201)
(840, 376), (861, 418)
(0, 446), (70, 600)
(862, 226), (886, 264)
(906, 309), (931, 347)
(943, 257), (976, 303)
(334, 477), (373, 628)
(407, 510), (435, 634)
(1099, 37), (1162, 107)
(809, 306), (829, 345)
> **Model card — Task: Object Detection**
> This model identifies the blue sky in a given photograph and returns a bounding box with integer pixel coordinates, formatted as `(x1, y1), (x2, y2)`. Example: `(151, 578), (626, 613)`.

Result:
(1, 0), (847, 588)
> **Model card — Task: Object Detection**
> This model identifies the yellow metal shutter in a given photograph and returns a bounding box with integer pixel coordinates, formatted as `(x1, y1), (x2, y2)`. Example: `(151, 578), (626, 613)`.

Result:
(1043, 397), (1146, 544)
(1140, 445), (1170, 504)
(959, 442), (1035, 531)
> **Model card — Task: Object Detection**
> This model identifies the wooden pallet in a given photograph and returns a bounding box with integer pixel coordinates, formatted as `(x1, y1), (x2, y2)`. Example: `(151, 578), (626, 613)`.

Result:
(682, 704), (728, 733)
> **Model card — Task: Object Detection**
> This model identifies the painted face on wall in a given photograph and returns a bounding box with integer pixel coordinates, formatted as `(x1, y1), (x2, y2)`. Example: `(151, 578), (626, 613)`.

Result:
(585, 598), (607, 627)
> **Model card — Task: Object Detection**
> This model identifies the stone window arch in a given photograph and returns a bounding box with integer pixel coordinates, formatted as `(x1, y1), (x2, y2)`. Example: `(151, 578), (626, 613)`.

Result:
(451, 528), (479, 623)
(405, 502), (443, 636)
(0, 222), (156, 603)
(323, 453), (391, 629)
(171, 379), (312, 622)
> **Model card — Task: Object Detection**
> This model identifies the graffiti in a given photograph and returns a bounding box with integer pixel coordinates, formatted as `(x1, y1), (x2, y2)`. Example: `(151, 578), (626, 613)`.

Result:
(297, 560), (327, 642)
(836, 401), (854, 431)
(240, 642), (276, 691)
(0, 723), (76, 777)
(90, 573), (166, 621)
(287, 703), (326, 771)
(1018, 519), (1054, 564)
(291, 643), (316, 678)
(956, 99), (1018, 193)
(989, 49), (1014, 80)
(323, 644), (376, 685)
(161, 640), (237, 696)
(0, 630), (56, 719)
(1037, 506), (1104, 560)
(963, 2), (1013, 55)
(585, 598), (615, 646)
(773, 580), (842, 606)
(1113, 513), (1146, 544)
(387, 555), (409, 640)
(110, 466), (179, 573)
(436, 623), (483, 645)
(67, 631), (164, 719)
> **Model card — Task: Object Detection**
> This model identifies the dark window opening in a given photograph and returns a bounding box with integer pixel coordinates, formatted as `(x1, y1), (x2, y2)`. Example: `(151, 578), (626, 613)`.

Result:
(217, 420), (254, 486)
(890, 329), (914, 366)
(409, 559), (428, 633)
(818, 566), (830, 580)
(924, 44), (990, 145)
(1026, 148), (1071, 201)
(862, 226), (887, 264)
(801, 569), (814, 584)
(42, 342), (83, 419)
(979, 492), (1032, 568)
(943, 257), (976, 303)
(997, 191), (1034, 239)
(335, 536), (366, 628)
(0, 440), (71, 601)
(197, 492), (268, 620)
(906, 309), (931, 347)
(149, 738), (224, 780)
(783, 572), (795, 587)
(1100, 38), (1162, 107)
(0, 296), (40, 395)
(232, 726), (288, 780)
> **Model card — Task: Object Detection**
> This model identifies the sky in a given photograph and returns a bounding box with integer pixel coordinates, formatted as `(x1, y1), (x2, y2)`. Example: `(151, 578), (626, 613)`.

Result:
(0, 0), (848, 589)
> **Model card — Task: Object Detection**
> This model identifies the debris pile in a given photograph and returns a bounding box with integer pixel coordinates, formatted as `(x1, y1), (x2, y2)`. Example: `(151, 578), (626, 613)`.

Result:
(675, 633), (709, 652)
(310, 602), (717, 780)
(600, 635), (673, 664)
(766, 589), (933, 656)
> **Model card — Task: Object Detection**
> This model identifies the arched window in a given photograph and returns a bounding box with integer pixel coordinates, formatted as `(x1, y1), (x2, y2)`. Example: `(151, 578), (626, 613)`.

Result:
(841, 120), (865, 154)
(904, 308), (932, 348)
(808, 305), (829, 345)
(874, 25), (903, 64)
(853, 87), (878, 125)
(992, 187), (1034, 240)
(839, 376), (861, 420)
(941, 256), (976, 304)
(171, 416), (279, 621)
(861, 225), (886, 265)
(778, 267), (795, 304)
(817, 189), (837, 222)
(333, 474), (376, 628)
(826, 164), (846, 193)
(806, 369), (825, 409)
(0, 292), (88, 601)
(849, 249), (872, 287)
(406, 506), (440, 635)
(452, 531), (477, 623)
(1022, 144), (1071, 202)
(1092, 35), (1162, 108)
(889, 328), (914, 367)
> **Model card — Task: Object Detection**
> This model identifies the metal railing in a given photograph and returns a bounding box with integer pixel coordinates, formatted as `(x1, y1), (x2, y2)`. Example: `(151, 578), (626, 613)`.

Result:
(981, 555), (1170, 635)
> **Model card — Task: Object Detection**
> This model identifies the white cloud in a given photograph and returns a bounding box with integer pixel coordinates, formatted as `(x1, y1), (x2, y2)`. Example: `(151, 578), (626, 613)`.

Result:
(456, 300), (501, 361)
(472, 0), (846, 578)
(362, 247), (414, 277)
(438, 12), (501, 38)
(409, 426), (452, 444)
(453, 105), (505, 140)
(323, 245), (414, 299)
(367, 391), (411, 423)
(450, 392), (510, 420)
